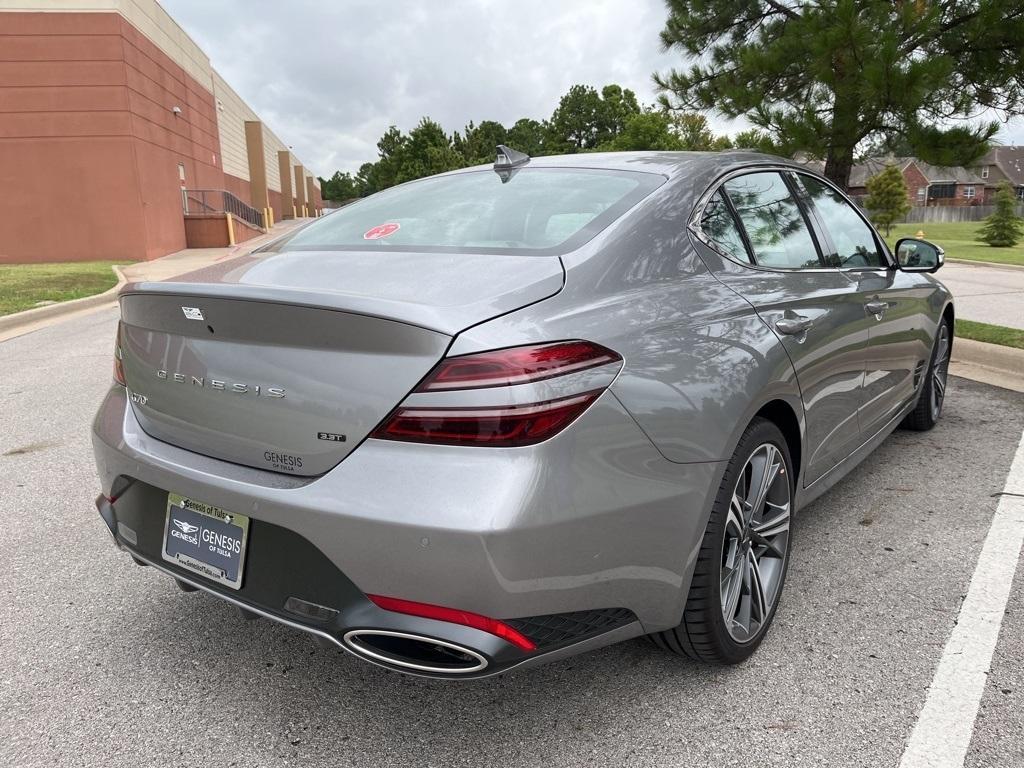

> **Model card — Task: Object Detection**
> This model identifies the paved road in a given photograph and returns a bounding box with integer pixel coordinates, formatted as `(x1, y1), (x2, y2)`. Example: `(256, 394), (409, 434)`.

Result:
(1, 307), (1023, 768)
(940, 262), (1024, 330)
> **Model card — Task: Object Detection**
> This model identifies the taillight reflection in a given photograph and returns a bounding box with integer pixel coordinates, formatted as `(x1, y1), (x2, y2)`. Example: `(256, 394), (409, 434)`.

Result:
(418, 340), (620, 391)
(113, 322), (126, 386)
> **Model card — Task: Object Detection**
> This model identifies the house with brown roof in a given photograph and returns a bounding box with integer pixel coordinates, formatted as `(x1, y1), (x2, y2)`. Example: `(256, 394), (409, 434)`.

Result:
(973, 146), (1024, 200)
(846, 158), (986, 207)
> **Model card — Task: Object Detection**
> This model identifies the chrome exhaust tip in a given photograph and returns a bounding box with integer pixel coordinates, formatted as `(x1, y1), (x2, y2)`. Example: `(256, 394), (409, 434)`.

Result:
(343, 629), (488, 675)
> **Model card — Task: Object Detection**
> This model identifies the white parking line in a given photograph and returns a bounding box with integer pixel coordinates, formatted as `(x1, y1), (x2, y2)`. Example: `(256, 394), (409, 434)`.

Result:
(899, 428), (1024, 768)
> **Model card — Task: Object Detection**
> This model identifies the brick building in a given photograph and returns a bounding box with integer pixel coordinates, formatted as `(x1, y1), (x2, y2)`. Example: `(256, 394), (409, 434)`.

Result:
(846, 158), (987, 207)
(974, 146), (1024, 201)
(0, 0), (323, 263)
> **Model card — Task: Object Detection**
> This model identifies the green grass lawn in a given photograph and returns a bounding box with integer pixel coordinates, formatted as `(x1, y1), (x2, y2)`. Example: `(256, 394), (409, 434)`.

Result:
(0, 262), (123, 317)
(883, 221), (1024, 267)
(955, 319), (1024, 351)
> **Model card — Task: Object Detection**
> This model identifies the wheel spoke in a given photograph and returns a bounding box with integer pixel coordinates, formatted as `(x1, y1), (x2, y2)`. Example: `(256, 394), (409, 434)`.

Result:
(750, 502), (790, 557)
(726, 493), (745, 536)
(933, 369), (946, 398)
(721, 562), (743, 623)
(745, 445), (780, 523)
(753, 501), (790, 539)
(935, 329), (950, 366)
(747, 550), (768, 624)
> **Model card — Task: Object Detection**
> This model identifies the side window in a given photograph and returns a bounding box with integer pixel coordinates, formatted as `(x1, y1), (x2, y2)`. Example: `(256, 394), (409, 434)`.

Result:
(699, 190), (751, 263)
(800, 176), (885, 268)
(722, 172), (822, 269)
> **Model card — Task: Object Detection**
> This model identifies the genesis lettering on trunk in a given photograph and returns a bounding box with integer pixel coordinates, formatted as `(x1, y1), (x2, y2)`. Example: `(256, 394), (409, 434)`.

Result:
(156, 370), (285, 398)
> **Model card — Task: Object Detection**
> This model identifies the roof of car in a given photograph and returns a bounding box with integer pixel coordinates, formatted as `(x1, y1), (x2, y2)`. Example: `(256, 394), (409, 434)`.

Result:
(456, 150), (798, 180)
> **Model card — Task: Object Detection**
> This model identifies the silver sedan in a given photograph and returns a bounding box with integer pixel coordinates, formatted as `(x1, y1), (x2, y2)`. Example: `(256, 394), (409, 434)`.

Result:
(92, 148), (953, 678)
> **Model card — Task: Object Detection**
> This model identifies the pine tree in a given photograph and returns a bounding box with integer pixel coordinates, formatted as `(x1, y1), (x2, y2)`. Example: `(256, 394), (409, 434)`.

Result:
(865, 164), (911, 237)
(979, 181), (1024, 247)
(655, 1), (1024, 189)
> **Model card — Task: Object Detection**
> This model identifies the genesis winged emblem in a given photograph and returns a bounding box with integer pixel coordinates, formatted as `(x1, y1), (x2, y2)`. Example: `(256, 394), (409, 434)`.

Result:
(173, 519), (200, 535)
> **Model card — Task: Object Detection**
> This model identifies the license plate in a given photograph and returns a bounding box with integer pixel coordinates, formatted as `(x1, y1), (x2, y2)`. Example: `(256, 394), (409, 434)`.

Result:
(161, 494), (250, 590)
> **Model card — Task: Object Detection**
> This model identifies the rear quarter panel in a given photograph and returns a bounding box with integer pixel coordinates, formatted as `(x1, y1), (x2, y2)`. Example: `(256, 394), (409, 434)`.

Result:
(451, 175), (804, 469)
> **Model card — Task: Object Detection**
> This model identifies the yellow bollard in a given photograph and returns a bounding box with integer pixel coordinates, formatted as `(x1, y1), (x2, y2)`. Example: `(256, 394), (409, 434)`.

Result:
(225, 211), (236, 246)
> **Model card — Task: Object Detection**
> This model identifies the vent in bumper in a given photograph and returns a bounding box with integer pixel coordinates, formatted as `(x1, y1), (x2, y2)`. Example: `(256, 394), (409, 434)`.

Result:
(506, 608), (636, 650)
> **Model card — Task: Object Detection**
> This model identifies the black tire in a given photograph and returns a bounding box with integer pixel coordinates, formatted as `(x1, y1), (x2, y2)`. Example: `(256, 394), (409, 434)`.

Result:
(652, 417), (793, 664)
(901, 318), (952, 432)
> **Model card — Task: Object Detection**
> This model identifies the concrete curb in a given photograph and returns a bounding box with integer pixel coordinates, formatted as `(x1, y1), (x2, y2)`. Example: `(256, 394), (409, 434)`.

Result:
(946, 258), (1024, 270)
(951, 337), (1024, 393)
(0, 264), (127, 334)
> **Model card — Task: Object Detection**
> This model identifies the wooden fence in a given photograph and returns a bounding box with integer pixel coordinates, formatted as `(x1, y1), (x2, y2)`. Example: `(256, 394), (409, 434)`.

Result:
(903, 204), (1024, 223)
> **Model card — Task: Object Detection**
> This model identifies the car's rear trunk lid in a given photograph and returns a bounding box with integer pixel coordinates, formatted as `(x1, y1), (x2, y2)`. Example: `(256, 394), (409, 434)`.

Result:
(117, 249), (564, 476)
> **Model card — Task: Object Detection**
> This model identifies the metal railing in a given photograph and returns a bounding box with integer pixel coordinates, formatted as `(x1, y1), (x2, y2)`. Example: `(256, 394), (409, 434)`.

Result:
(182, 189), (265, 230)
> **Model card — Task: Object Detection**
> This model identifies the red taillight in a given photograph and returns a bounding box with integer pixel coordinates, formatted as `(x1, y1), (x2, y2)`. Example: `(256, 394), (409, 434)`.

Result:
(372, 391), (601, 447)
(370, 340), (622, 448)
(367, 594), (536, 651)
(418, 340), (620, 391)
(113, 323), (126, 386)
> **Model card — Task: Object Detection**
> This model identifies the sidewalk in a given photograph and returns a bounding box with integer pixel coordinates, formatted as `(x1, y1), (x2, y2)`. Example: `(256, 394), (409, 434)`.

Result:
(940, 261), (1024, 331)
(0, 217), (308, 342)
(121, 217), (306, 283)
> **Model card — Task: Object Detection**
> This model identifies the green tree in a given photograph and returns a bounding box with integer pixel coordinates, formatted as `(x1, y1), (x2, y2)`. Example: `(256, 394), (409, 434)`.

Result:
(505, 118), (546, 156)
(547, 84), (641, 152)
(655, 1), (1024, 189)
(602, 111), (683, 151)
(729, 129), (782, 155)
(455, 120), (508, 165)
(360, 125), (408, 193)
(671, 112), (731, 150)
(318, 171), (361, 201)
(396, 118), (463, 183)
(547, 84), (607, 152)
(598, 84), (642, 140)
(864, 164), (911, 236)
(979, 181), (1024, 247)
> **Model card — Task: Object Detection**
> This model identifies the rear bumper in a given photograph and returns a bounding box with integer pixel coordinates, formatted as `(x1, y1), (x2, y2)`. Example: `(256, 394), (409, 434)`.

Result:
(96, 490), (640, 678)
(92, 385), (722, 674)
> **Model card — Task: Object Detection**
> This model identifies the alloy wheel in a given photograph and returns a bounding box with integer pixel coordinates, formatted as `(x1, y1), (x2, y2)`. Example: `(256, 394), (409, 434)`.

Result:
(931, 323), (951, 421)
(720, 443), (791, 643)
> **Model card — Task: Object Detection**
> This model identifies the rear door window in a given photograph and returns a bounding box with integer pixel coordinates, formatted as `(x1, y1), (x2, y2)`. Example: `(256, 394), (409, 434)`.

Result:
(277, 168), (664, 256)
(722, 172), (823, 270)
(699, 190), (752, 263)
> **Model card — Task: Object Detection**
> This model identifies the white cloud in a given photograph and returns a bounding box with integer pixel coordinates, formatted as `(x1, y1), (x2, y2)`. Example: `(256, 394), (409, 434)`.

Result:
(160, 0), (1023, 176)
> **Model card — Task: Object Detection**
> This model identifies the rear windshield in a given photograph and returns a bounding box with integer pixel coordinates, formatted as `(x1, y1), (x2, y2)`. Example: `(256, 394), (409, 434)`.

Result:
(275, 168), (664, 256)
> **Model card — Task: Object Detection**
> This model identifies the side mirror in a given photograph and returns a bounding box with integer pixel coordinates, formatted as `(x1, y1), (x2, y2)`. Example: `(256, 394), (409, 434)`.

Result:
(895, 238), (944, 273)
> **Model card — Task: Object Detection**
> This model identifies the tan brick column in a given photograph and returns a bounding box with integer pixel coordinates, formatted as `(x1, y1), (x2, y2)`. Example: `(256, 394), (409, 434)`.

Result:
(305, 176), (318, 217)
(293, 164), (308, 217)
(245, 121), (270, 227)
(277, 150), (294, 219)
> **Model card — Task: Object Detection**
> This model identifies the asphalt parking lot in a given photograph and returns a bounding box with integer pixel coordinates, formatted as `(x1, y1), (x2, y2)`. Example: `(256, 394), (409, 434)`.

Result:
(2, 306), (1023, 768)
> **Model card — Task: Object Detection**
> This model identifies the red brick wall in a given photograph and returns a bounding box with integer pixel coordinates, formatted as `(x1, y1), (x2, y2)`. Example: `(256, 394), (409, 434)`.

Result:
(268, 189), (283, 222)
(902, 163), (930, 207)
(224, 173), (252, 210)
(0, 11), (225, 262)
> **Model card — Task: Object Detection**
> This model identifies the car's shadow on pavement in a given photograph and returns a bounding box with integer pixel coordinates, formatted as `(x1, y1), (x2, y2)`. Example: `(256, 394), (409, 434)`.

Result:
(99, 376), (1024, 764)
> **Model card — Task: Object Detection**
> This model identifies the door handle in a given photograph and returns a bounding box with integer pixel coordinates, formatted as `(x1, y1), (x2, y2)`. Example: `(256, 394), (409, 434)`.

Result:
(865, 300), (889, 315)
(775, 315), (813, 335)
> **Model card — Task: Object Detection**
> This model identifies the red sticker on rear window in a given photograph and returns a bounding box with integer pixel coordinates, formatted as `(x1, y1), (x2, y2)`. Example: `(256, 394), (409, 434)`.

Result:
(363, 222), (400, 240)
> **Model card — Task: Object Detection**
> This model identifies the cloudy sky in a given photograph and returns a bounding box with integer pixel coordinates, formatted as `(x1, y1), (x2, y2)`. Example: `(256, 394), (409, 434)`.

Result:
(161, 0), (1024, 178)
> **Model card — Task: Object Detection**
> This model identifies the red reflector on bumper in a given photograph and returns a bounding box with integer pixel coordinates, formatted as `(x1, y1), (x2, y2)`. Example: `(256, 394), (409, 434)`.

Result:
(367, 594), (537, 652)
